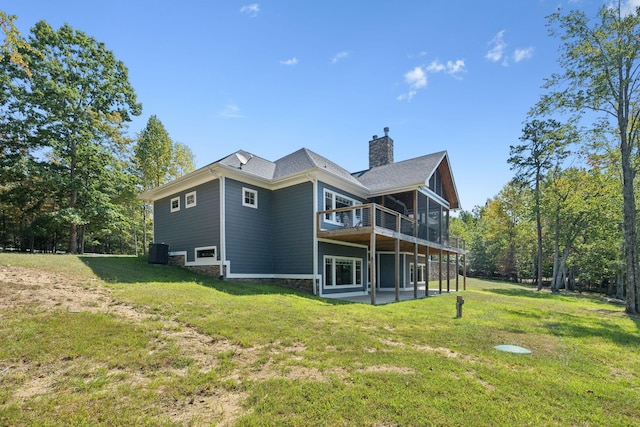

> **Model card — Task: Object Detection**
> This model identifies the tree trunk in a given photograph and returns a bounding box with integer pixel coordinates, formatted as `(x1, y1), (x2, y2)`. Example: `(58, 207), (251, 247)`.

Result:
(535, 179), (543, 291)
(142, 203), (148, 256)
(68, 140), (79, 254)
(621, 139), (639, 314)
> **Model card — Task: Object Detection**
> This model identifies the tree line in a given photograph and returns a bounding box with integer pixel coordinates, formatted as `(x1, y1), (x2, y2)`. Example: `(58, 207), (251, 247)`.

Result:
(452, 3), (640, 314)
(0, 15), (193, 255)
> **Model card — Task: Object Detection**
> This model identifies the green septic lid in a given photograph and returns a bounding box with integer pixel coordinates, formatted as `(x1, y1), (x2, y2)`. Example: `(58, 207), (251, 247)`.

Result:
(495, 344), (532, 354)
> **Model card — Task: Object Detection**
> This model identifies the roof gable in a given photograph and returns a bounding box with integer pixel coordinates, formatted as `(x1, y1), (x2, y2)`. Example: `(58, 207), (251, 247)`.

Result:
(353, 151), (460, 209)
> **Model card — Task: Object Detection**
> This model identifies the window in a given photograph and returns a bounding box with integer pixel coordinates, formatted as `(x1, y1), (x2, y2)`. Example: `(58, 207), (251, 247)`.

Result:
(196, 246), (217, 260)
(170, 196), (180, 212)
(410, 263), (426, 284)
(323, 189), (361, 224)
(324, 256), (363, 287)
(185, 191), (196, 208)
(242, 187), (258, 208)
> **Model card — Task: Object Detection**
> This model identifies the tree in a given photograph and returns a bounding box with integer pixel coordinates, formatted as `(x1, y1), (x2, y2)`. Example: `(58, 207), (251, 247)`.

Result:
(3, 21), (142, 253)
(508, 119), (571, 290)
(0, 11), (39, 76)
(134, 115), (194, 253)
(536, 3), (640, 313)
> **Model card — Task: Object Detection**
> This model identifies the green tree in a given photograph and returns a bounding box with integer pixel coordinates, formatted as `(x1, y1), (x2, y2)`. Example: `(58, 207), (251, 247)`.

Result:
(134, 115), (195, 253)
(508, 119), (572, 290)
(536, 4), (640, 313)
(0, 11), (39, 76)
(3, 21), (141, 254)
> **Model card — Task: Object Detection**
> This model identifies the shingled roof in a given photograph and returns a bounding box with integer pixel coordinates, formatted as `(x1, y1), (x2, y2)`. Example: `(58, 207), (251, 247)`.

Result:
(353, 151), (460, 209)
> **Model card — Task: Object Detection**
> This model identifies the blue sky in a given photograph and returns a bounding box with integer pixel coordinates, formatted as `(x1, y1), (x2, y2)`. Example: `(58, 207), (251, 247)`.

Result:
(4, 0), (628, 210)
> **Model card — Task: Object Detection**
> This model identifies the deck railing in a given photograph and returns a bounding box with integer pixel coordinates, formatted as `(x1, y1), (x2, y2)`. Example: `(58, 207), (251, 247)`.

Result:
(318, 203), (465, 251)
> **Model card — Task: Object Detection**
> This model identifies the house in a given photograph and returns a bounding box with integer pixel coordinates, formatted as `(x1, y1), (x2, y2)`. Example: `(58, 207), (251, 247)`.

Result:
(139, 128), (466, 303)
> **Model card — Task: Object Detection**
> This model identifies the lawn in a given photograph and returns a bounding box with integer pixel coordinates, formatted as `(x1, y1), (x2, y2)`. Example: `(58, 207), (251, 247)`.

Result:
(1, 253), (639, 426)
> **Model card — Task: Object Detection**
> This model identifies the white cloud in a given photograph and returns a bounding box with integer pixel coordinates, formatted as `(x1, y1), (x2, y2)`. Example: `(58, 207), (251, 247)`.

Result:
(427, 59), (466, 76)
(404, 66), (427, 89)
(280, 57), (298, 66)
(514, 47), (534, 62)
(620, 0), (640, 16)
(220, 104), (244, 119)
(398, 59), (465, 101)
(426, 60), (446, 73)
(397, 90), (417, 102)
(486, 30), (507, 63)
(331, 51), (350, 64)
(446, 59), (466, 75)
(240, 4), (260, 17)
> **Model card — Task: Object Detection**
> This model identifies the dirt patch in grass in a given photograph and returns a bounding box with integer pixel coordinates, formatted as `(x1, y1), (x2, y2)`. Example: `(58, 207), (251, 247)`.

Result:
(0, 266), (249, 425)
(0, 266), (365, 425)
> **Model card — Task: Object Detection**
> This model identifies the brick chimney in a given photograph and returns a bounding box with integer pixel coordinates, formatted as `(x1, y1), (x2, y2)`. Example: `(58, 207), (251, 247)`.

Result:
(369, 127), (393, 168)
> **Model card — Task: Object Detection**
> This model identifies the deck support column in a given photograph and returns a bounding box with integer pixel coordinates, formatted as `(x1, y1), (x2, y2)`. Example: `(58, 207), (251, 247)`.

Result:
(456, 251), (460, 292)
(425, 246), (430, 297)
(395, 237), (400, 303)
(413, 243), (418, 299)
(370, 229), (377, 306)
(463, 241), (467, 290)
(439, 248), (443, 294)
(447, 251), (451, 293)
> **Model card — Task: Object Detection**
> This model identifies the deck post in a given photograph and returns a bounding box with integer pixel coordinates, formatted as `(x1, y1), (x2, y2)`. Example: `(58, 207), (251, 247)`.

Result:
(439, 248), (443, 294)
(413, 243), (418, 299)
(395, 238), (400, 303)
(370, 224), (377, 306)
(425, 246), (430, 297)
(463, 240), (467, 290)
(456, 251), (460, 292)
(447, 251), (451, 293)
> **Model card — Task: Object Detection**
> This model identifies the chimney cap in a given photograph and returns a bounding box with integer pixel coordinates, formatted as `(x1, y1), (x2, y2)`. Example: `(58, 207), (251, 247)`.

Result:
(384, 127), (389, 136)
(372, 135), (378, 139)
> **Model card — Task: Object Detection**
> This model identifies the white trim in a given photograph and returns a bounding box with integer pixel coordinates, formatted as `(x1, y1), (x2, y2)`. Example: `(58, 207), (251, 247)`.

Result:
(318, 238), (368, 249)
(323, 290), (368, 299)
(185, 191), (197, 208)
(170, 196), (180, 212)
(220, 177), (227, 277)
(322, 188), (362, 225)
(311, 175), (319, 296)
(323, 255), (364, 288)
(169, 251), (220, 266)
(242, 187), (258, 209)
(195, 245), (216, 260)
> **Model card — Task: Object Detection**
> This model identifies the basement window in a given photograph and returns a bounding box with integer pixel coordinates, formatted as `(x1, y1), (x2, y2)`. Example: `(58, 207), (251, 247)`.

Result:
(195, 246), (217, 259)
(324, 256), (362, 287)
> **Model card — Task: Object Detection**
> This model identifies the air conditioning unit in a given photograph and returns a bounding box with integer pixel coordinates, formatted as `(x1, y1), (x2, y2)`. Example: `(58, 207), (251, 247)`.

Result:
(148, 243), (169, 264)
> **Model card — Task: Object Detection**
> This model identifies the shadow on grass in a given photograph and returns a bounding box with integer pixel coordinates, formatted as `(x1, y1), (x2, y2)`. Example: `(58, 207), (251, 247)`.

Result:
(487, 288), (640, 346)
(78, 255), (349, 305)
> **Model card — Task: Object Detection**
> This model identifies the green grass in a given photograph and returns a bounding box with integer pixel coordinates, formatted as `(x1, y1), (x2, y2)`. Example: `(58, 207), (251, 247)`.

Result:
(1, 253), (639, 426)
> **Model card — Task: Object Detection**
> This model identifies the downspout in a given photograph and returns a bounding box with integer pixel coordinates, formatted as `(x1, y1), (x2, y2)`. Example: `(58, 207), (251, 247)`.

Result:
(307, 173), (319, 296)
(209, 168), (227, 278)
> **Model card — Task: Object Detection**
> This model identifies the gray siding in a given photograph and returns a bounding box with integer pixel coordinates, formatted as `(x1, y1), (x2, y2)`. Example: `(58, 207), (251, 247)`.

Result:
(225, 179), (273, 274)
(154, 180), (220, 261)
(272, 182), (314, 274)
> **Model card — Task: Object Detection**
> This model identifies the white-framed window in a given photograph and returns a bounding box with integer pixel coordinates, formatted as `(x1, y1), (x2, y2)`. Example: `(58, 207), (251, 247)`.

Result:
(170, 196), (180, 213)
(242, 187), (258, 208)
(324, 256), (363, 287)
(323, 189), (361, 225)
(410, 263), (426, 284)
(195, 246), (217, 260)
(185, 191), (197, 208)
